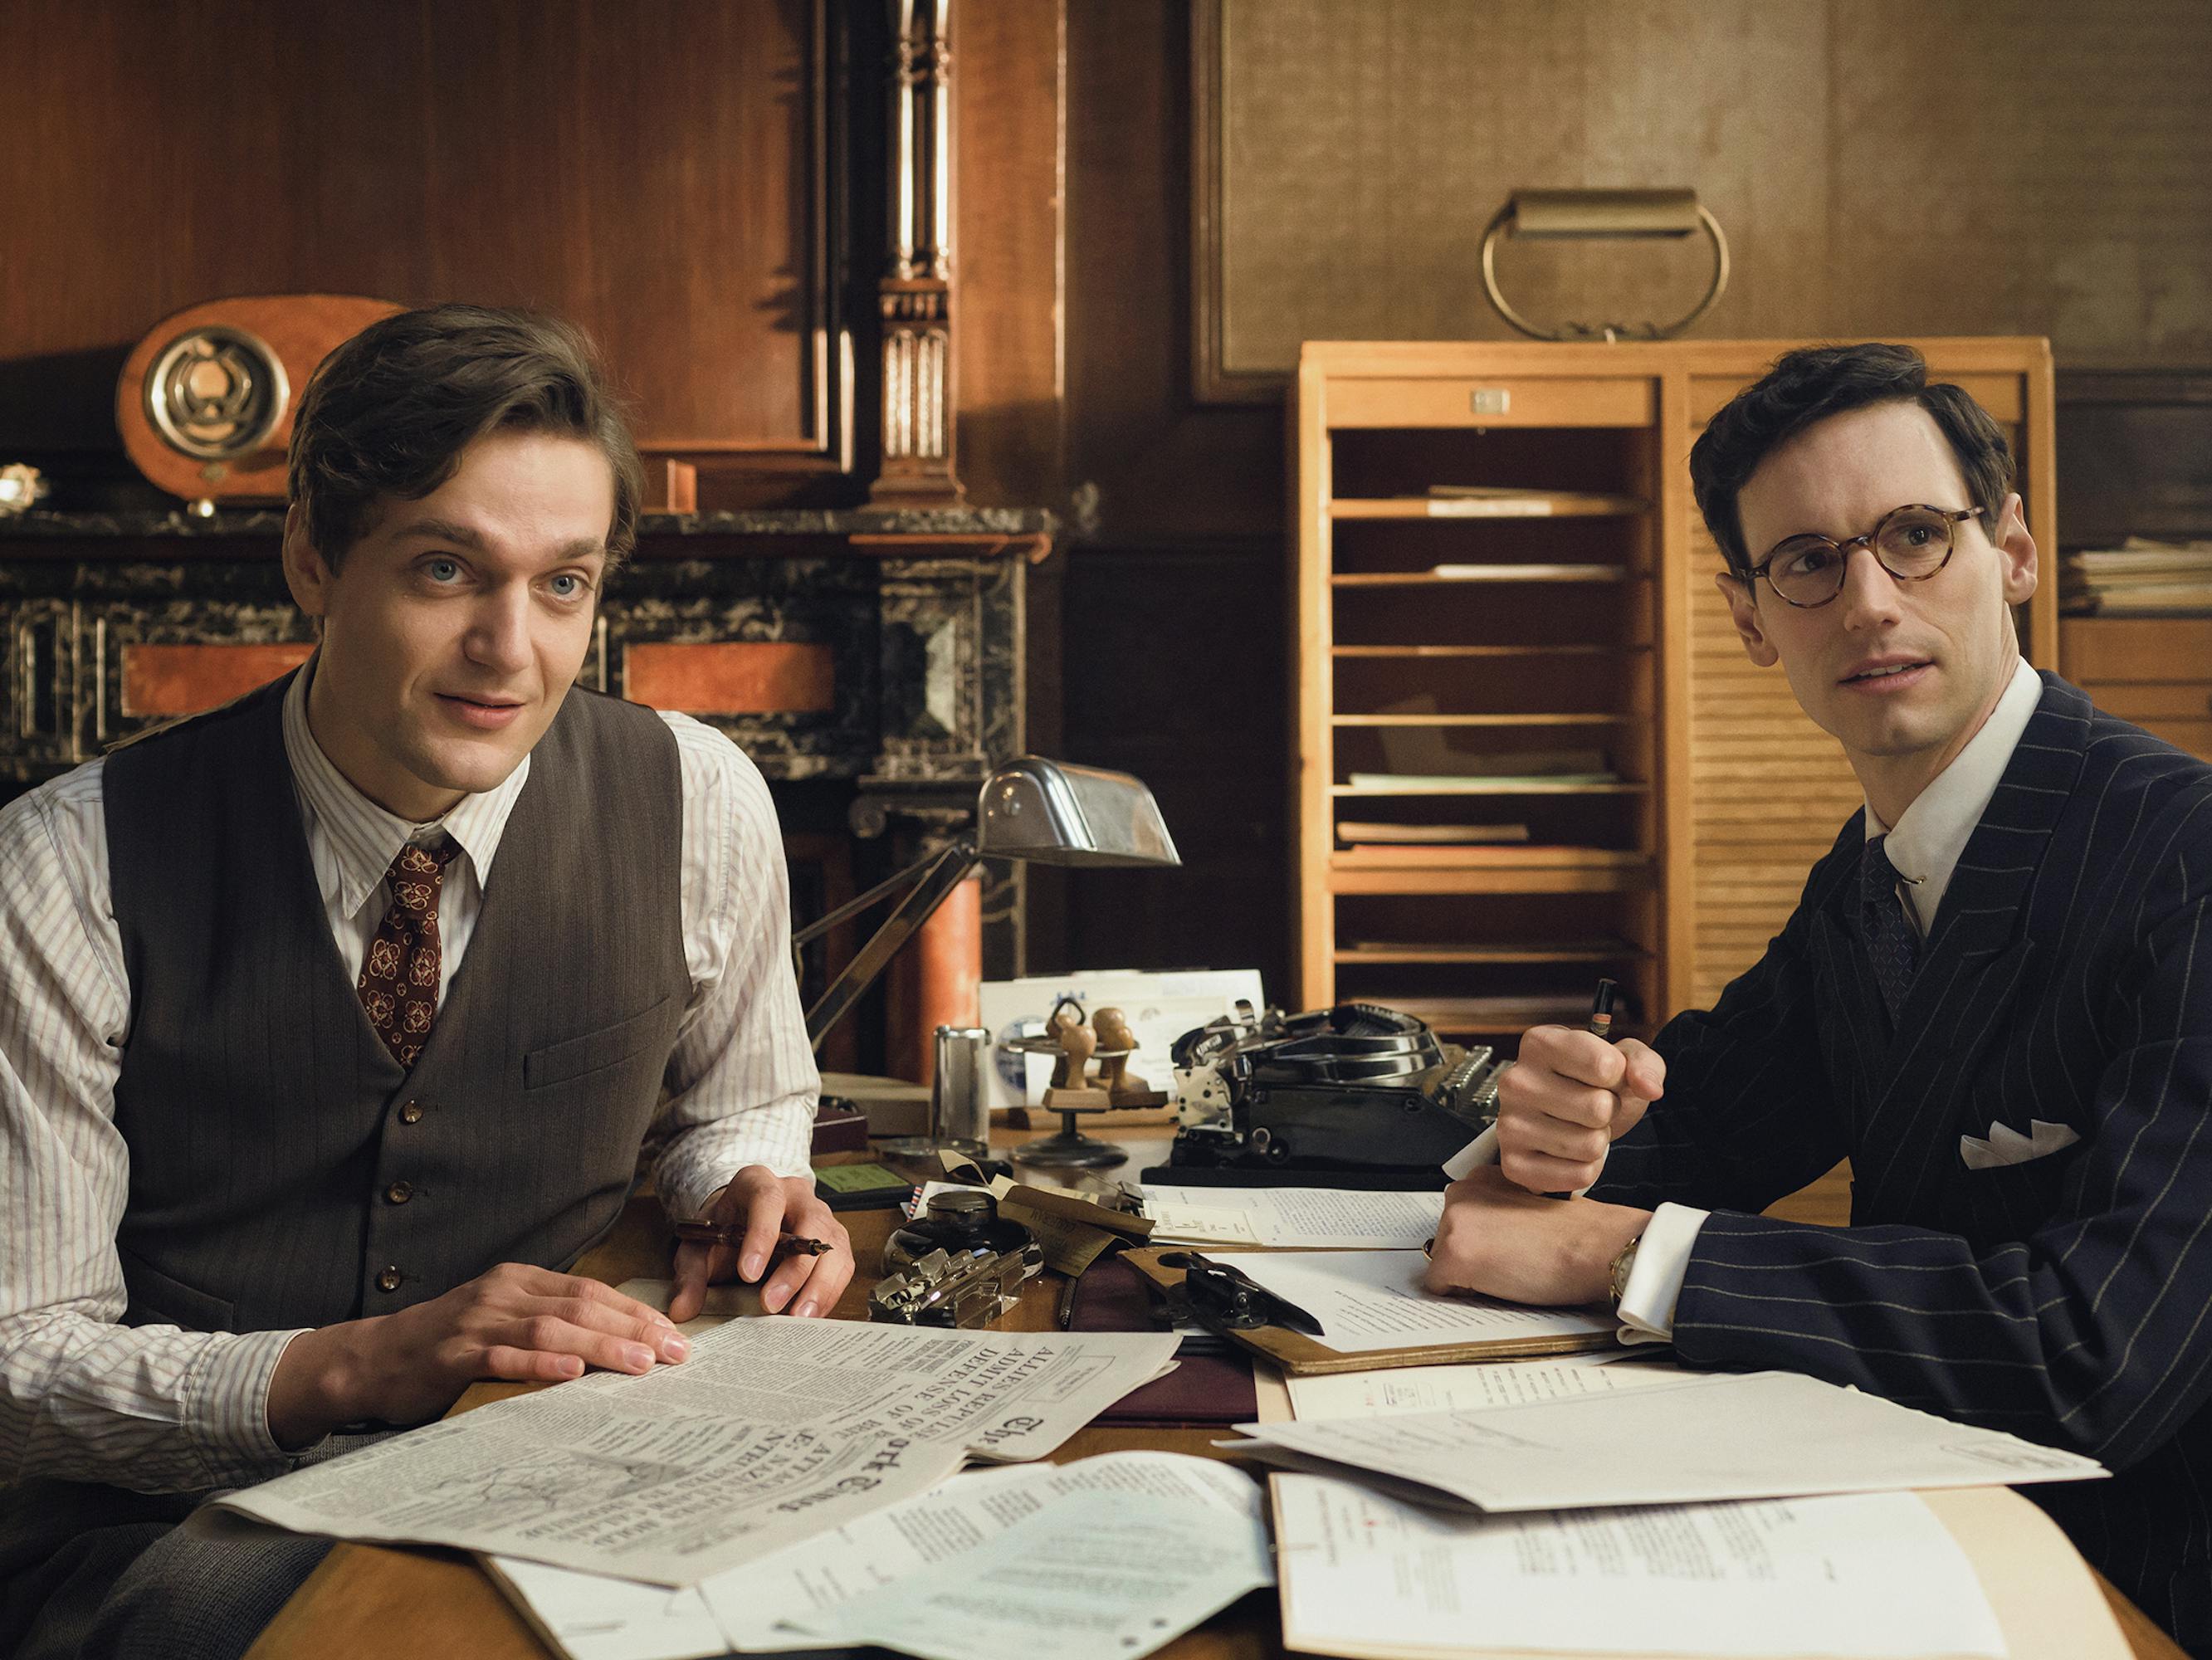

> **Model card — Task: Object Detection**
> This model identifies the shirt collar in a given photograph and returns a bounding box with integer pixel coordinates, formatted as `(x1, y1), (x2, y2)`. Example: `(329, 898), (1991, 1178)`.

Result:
(281, 657), (530, 915)
(1863, 656), (2043, 928)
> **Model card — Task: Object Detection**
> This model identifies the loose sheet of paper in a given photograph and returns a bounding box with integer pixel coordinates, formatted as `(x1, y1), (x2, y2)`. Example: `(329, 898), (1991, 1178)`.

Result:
(1141, 1185), (1444, 1248)
(1284, 1354), (1690, 1419)
(771, 1452), (1272, 1660)
(1233, 1369), (2107, 1511)
(483, 1560), (731, 1660)
(1225, 1249), (1614, 1353)
(217, 1317), (1176, 1584)
(491, 1452), (1270, 1660)
(486, 1463), (1040, 1660)
(1273, 1473), (2007, 1658)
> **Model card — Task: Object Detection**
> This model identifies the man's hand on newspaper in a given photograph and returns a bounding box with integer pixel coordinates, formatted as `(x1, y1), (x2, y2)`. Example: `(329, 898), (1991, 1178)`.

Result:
(1422, 1168), (1650, 1306)
(1494, 1023), (1664, 1194)
(266, 1265), (694, 1448)
(669, 1165), (853, 1323)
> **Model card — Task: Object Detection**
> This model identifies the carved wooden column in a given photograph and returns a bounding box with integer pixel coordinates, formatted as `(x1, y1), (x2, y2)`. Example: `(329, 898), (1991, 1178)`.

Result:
(872, 0), (964, 505)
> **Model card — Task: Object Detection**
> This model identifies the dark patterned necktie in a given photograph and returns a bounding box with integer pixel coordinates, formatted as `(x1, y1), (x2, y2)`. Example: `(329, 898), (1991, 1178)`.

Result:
(359, 837), (458, 1068)
(1861, 834), (1920, 1023)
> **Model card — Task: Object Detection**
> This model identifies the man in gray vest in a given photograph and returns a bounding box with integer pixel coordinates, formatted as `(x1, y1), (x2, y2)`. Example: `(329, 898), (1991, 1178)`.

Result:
(0, 305), (847, 1658)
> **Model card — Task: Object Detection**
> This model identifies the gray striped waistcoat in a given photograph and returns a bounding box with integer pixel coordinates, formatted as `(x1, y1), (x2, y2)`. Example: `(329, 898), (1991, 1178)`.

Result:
(101, 672), (689, 1334)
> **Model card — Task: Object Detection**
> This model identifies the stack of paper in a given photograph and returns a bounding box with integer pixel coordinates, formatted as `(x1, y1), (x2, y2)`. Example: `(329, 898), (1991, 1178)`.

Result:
(1254, 1364), (2122, 1659)
(1141, 1184), (1444, 1249)
(2061, 537), (2212, 615)
(1274, 1476), (2014, 1659)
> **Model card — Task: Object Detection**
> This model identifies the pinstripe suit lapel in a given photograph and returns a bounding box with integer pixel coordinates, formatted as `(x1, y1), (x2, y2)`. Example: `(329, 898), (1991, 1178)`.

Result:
(1855, 680), (2090, 1193)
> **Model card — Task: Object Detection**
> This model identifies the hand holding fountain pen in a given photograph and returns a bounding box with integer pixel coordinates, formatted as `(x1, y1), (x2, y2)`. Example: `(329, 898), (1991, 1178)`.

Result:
(1543, 976), (1619, 1200)
(672, 1223), (833, 1262)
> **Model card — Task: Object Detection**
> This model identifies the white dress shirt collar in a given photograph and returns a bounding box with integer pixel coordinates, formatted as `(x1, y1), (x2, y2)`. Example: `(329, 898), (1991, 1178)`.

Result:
(281, 657), (529, 914)
(1862, 656), (2043, 935)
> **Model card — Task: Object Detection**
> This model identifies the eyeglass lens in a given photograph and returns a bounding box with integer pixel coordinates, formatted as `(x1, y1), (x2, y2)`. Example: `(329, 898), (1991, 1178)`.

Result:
(1761, 506), (1961, 605)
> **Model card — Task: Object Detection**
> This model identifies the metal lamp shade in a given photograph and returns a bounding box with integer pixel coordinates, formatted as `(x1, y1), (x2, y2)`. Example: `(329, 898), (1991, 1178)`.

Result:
(974, 757), (1181, 869)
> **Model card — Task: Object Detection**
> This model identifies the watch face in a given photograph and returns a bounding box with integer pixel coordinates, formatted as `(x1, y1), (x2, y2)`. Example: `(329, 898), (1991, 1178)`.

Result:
(143, 325), (290, 461)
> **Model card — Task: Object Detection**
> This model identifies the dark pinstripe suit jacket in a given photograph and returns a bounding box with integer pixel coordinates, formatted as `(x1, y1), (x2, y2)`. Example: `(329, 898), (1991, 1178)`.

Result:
(1593, 672), (2212, 1650)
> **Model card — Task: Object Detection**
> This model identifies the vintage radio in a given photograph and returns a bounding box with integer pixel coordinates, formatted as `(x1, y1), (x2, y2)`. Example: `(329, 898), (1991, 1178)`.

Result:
(116, 294), (400, 507)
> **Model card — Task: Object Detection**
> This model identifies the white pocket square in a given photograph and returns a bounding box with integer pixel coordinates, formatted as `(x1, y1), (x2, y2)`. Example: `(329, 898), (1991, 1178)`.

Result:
(1960, 1118), (2081, 1170)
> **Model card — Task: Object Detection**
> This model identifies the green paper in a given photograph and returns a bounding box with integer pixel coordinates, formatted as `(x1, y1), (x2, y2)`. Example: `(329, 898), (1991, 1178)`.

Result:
(813, 1161), (910, 1194)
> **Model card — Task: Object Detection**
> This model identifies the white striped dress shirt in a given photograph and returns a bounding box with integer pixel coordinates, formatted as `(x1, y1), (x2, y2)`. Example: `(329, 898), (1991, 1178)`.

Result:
(0, 671), (817, 1493)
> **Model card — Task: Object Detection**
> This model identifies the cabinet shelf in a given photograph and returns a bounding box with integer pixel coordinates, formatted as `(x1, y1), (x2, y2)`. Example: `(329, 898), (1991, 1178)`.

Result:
(1331, 569), (1639, 588)
(1331, 493), (1647, 520)
(1331, 866), (1655, 896)
(1331, 780), (1647, 796)
(1333, 643), (1648, 658)
(1332, 713), (1634, 728)
(1335, 940), (1648, 965)
(1331, 846), (1647, 869)
(1370, 995), (1614, 1033)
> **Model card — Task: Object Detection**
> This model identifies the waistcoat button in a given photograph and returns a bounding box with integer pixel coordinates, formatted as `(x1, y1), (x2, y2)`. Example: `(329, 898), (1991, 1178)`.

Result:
(398, 1101), (424, 1125)
(376, 1267), (403, 1293)
(386, 1180), (413, 1204)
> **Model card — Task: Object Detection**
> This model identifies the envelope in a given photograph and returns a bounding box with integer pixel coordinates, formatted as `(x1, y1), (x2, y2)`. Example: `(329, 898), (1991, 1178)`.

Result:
(1960, 1118), (2081, 1171)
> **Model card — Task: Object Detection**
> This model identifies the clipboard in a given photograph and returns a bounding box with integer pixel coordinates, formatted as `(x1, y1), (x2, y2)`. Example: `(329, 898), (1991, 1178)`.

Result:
(1121, 1247), (1618, 1378)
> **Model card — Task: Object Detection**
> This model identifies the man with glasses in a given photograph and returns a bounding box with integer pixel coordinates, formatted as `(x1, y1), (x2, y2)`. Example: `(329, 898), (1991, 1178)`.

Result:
(1424, 342), (2212, 1648)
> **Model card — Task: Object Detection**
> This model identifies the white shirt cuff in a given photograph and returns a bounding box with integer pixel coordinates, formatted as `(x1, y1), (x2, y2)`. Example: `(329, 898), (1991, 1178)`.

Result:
(1615, 1202), (1709, 1345)
(652, 1095), (817, 1219)
(194, 1326), (315, 1487)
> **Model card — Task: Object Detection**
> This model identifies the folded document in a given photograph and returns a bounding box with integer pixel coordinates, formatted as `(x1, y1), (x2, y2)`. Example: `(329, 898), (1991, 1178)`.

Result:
(1225, 1369), (2106, 1512)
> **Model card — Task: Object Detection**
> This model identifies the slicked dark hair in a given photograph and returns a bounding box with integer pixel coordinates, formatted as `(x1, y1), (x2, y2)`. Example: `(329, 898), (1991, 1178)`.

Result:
(1690, 343), (2014, 578)
(287, 303), (644, 570)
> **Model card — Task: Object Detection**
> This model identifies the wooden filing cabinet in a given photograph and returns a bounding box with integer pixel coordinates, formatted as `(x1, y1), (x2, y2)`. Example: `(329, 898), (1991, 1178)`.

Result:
(1293, 339), (2060, 1039)
(2062, 618), (2212, 760)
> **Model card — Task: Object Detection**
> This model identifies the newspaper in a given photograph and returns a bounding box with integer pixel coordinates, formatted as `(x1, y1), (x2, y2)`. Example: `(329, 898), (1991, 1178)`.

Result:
(217, 1316), (1176, 1585)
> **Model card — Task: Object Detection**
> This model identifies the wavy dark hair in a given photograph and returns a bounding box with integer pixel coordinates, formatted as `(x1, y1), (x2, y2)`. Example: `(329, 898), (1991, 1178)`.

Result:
(286, 303), (644, 569)
(1691, 342), (2014, 578)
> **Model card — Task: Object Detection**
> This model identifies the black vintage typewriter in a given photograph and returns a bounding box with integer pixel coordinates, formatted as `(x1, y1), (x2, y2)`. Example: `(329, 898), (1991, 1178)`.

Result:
(1153, 1002), (1502, 1187)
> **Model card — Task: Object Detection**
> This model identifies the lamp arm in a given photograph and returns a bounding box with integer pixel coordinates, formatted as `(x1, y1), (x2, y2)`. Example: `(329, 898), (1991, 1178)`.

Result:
(801, 836), (979, 1051)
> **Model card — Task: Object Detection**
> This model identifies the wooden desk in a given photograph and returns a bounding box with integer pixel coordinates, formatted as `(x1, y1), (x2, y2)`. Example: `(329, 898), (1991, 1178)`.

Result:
(248, 1179), (2186, 1660)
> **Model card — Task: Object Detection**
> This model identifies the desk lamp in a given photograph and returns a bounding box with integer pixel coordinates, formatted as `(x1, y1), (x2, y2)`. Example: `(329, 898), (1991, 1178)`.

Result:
(1479, 187), (1730, 343)
(798, 756), (1182, 1051)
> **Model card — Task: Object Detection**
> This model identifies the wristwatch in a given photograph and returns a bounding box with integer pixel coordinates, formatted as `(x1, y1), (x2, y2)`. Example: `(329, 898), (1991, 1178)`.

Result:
(1607, 1233), (1644, 1307)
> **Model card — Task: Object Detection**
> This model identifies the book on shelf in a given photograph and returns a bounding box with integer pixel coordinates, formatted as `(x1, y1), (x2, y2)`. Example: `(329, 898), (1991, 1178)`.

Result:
(1335, 822), (1531, 845)
(1345, 774), (1619, 792)
(1423, 483), (1646, 516)
(1343, 937), (1628, 959)
(1427, 562), (1628, 581)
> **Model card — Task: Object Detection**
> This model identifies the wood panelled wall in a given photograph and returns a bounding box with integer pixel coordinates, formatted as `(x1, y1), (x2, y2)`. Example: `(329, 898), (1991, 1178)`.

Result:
(1, 0), (857, 499)
(1199, 0), (2212, 393)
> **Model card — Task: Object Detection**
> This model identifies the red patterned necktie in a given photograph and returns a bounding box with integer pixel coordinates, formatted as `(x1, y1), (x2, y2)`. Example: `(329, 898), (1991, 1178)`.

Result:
(359, 837), (459, 1068)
